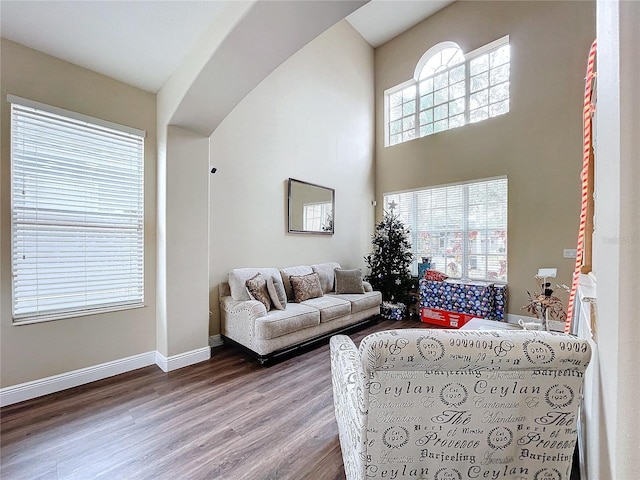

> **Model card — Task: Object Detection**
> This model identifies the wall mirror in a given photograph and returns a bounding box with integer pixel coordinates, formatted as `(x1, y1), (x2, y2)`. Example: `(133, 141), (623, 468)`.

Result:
(288, 178), (334, 235)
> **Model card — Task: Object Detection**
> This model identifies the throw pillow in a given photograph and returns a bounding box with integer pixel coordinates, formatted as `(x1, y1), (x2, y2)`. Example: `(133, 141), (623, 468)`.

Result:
(312, 269), (332, 294)
(266, 276), (287, 310)
(280, 265), (314, 301)
(311, 262), (340, 293)
(424, 269), (448, 282)
(334, 268), (365, 294)
(289, 272), (324, 302)
(246, 273), (272, 311)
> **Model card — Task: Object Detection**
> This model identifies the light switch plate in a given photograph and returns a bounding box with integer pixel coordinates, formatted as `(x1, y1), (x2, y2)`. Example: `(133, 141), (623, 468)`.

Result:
(563, 249), (577, 259)
(537, 268), (558, 278)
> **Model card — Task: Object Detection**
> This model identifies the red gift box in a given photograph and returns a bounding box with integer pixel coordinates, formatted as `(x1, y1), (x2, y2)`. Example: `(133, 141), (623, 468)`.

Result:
(421, 307), (475, 329)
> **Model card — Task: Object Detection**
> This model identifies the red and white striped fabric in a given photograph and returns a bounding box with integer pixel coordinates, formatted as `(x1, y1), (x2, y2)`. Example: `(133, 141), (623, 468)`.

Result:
(566, 39), (597, 333)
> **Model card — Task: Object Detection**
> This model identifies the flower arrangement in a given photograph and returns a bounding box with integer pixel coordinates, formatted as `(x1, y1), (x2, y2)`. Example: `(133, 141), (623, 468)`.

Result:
(521, 275), (567, 330)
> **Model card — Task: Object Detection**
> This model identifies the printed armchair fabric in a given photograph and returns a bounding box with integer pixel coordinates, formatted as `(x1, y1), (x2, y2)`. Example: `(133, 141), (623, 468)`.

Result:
(330, 329), (591, 480)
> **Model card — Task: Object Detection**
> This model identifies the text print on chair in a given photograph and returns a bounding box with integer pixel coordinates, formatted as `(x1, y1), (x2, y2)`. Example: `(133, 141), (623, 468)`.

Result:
(330, 329), (591, 480)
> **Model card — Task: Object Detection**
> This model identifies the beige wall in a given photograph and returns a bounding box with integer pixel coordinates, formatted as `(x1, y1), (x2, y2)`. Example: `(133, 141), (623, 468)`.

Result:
(0, 39), (157, 387)
(374, 1), (595, 318)
(163, 126), (210, 357)
(208, 20), (375, 335)
(154, 1), (255, 359)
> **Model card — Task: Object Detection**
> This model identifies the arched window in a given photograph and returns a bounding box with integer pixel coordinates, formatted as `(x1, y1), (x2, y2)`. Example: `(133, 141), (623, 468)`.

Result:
(415, 42), (465, 79)
(385, 36), (510, 147)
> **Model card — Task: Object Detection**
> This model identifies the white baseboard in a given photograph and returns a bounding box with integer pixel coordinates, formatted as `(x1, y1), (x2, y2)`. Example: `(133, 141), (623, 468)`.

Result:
(0, 345), (213, 407)
(209, 334), (224, 348)
(155, 347), (211, 373)
(0, 351), (156, 407)
(506, 313), (536, 325)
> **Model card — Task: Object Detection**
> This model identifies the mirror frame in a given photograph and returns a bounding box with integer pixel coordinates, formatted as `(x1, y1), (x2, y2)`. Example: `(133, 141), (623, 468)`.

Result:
(287, 178), (335, 235)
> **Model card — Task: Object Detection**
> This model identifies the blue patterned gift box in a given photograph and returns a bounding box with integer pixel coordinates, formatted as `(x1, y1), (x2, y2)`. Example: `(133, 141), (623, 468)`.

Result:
(492, 284), (507, 321)
(381, 301), (407, 320)
(418, 279), (507, 321)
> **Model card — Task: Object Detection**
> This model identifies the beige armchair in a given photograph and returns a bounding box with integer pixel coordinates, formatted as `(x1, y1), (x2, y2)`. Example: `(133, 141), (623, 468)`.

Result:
(330, 329), (591, 480)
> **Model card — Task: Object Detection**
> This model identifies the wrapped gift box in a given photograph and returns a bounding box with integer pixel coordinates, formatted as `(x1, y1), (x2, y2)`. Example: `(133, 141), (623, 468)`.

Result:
(492, 284), (507, 321)
(417, 262), (431, 279)
(421, 307), (474, 328)
(381, 301), (407, 320)
(419, 278), (507, 321)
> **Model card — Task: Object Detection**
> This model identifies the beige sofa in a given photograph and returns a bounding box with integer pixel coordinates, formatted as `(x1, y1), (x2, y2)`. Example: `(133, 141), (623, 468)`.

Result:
(220, 262), (382, 363)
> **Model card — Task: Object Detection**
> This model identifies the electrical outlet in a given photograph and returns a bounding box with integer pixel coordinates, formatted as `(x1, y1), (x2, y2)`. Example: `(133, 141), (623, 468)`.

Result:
(563, 249), (577, 259)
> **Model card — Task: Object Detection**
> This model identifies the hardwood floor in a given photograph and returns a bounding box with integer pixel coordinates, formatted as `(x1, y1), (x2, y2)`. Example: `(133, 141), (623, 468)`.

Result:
(0, 318), (433, 480)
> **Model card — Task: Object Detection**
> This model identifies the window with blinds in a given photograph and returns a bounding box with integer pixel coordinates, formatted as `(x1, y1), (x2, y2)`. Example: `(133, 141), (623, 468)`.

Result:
(384, 177), (507, 282)
(9, 96), (145, 323)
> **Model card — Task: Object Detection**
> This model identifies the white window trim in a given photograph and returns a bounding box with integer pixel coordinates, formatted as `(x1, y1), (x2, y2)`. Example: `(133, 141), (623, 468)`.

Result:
(414, 41), (464, 80)
(9, 95), (146, 324)
(384, 35), (510, 147)
(7, 95), (146, 138)
(466, 35), (511, 60)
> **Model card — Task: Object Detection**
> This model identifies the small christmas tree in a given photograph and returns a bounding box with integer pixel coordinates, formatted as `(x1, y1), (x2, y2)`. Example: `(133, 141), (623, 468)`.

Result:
(364, 209), (414, 305)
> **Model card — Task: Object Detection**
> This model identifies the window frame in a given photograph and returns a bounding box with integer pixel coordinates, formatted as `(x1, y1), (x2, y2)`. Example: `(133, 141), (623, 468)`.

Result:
(9, 95), (146, 324)
(384, 35), (510, 147)
(383, 176), (508, 282)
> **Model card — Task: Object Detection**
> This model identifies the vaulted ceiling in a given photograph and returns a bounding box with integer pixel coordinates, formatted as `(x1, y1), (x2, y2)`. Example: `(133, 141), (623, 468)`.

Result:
(1, 0), (454, 136)
(1, 0), (453, 93)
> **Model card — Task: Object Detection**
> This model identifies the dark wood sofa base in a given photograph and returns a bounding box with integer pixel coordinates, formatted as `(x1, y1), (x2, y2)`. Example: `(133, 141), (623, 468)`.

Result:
(221, 315), (380, 365)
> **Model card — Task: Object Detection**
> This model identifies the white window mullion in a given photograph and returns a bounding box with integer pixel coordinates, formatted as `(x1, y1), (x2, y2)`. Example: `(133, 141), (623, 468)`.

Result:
(464, 57), (471, 125)
(410, 191), (419, 273)
(462, 185), (469, 277)
(413, 84), (420, 139)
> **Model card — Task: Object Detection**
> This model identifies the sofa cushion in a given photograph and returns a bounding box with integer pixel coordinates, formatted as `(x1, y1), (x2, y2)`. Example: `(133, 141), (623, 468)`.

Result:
(301, 295), (351, 323)
(246, 273), (271, 311)
(290, 272), (324, 302)
(266, 276), (287, 310)
(280, 265), (313, 300)
(334, 268), (365, 294)
(254, 303), (320, 340)
(229, 267), (282, 301)
(311, 262), (341, 293)
(328, 291), (382, 314)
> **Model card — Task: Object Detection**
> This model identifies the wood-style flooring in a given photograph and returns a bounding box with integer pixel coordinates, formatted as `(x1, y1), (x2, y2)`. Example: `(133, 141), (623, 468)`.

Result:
(0, 318), (433, 480)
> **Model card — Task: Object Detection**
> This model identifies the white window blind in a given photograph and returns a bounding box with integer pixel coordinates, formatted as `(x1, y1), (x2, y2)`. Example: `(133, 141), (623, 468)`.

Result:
(384, 177), (507, 282)
(10, 96), (145, 323)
